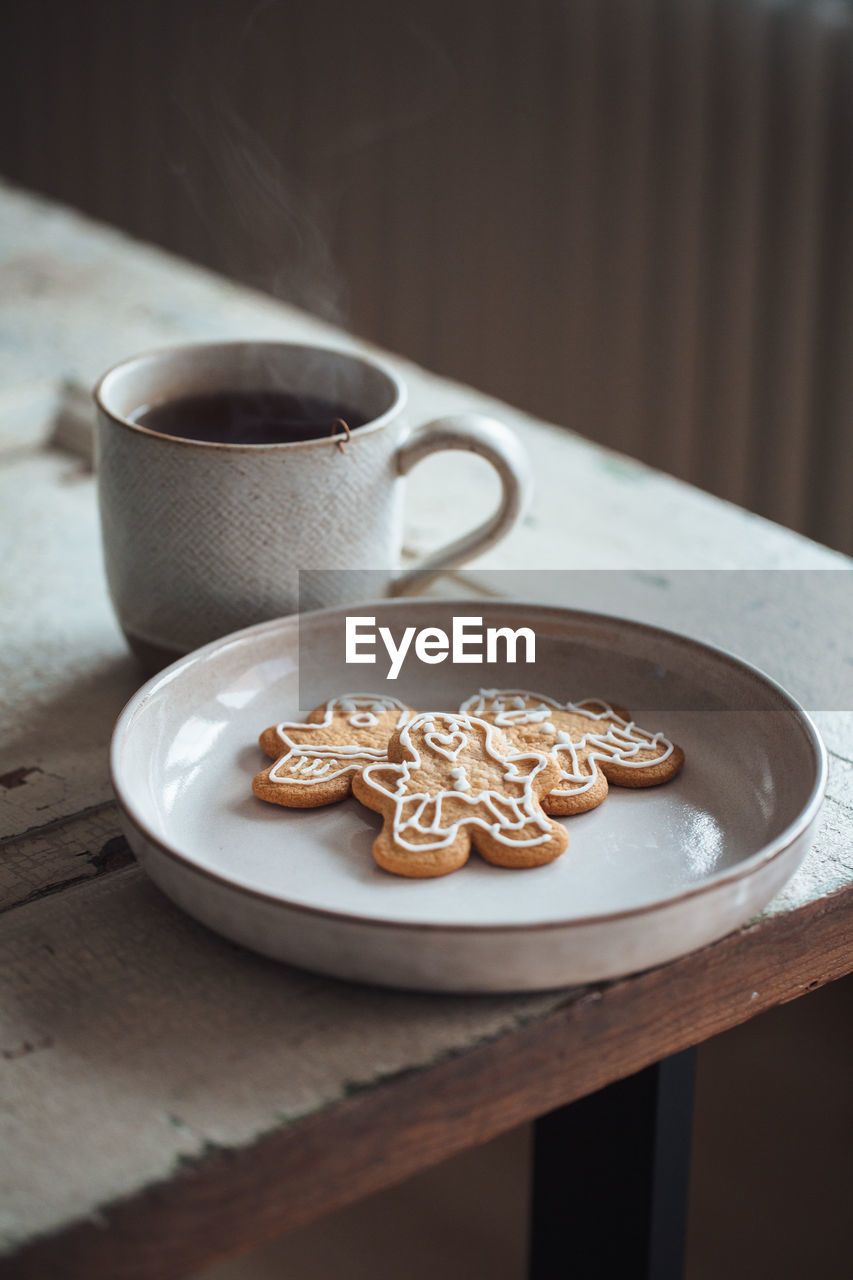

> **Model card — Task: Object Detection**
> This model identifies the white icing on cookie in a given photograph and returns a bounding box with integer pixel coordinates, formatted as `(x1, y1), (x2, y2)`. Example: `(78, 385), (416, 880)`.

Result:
(450, 765), (471, 792)
(268, 694), (411, 786)
(459, 689), (675, 797)
(360, 712), (555, 851)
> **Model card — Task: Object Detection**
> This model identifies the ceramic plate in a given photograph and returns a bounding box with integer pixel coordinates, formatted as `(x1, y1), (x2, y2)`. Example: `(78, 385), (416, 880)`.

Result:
(111, 600), (826, 992)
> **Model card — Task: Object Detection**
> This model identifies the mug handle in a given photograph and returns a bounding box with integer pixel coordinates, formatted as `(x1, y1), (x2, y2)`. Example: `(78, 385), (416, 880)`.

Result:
(391, 413), (531, 596)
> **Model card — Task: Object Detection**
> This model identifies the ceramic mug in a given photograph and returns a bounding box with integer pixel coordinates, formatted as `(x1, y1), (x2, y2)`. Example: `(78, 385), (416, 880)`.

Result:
(94, 341), (530, 667)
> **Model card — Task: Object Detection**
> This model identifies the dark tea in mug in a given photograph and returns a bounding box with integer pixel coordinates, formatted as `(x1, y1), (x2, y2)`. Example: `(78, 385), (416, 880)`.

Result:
(130, 390), (369, 445)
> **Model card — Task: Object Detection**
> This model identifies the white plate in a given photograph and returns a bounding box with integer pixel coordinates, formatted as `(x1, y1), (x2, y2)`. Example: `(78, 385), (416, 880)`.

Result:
(111, 601), (826, 992)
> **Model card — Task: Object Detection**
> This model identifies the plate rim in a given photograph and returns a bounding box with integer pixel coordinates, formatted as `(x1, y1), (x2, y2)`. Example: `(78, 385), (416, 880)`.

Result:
(111, 598), (828, 934)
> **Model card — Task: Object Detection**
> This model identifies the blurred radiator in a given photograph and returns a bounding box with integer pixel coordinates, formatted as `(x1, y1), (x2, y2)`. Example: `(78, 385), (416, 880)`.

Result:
(535, 0), (853, 555)
(2, 0), (852, 552)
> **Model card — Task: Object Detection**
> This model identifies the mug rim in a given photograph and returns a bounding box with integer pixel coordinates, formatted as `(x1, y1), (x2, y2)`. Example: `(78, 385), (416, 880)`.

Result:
(93, 339), (407, 452)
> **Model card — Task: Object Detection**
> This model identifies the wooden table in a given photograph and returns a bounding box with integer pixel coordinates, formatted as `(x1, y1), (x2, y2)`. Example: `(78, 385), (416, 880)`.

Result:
(1, 181), (852, 1280)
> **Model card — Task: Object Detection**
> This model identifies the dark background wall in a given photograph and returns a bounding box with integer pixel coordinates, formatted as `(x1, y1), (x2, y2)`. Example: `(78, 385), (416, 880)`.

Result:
(3, 0), (853, 552)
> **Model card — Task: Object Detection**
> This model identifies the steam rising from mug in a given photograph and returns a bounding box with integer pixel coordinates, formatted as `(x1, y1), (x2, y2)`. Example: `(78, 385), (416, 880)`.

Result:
(169, 1), (457, 328)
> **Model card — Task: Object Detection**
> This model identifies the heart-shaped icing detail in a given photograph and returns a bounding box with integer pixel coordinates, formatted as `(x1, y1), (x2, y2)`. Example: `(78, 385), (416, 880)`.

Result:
(424, 730), (466, 762)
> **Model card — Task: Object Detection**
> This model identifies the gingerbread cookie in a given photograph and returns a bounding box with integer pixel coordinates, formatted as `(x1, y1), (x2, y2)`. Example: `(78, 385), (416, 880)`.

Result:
(351, 711), (568, 877)
(459, 689), (684, 816)
(253, 694), (414, 808)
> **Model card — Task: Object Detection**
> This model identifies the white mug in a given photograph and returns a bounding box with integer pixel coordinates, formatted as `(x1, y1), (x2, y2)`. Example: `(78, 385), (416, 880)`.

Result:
(94, 341), (530, 667)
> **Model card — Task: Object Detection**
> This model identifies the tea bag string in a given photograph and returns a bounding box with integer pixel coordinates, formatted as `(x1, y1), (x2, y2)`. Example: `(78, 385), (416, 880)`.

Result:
(331, 417), (352, 454)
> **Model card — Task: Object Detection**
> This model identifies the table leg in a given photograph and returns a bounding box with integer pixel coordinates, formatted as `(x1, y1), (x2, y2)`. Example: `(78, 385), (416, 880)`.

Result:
(528, 1047), (696, 1280)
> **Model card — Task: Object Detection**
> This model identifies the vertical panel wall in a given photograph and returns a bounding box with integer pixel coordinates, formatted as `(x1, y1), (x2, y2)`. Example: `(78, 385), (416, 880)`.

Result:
(2, 0), (851, 552)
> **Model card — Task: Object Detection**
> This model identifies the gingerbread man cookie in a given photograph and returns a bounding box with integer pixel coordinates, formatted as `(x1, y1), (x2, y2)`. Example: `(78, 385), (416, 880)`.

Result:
(351, 711), (568, 878)
(459, 689), (684, 816)
(253, 694), (414, 808)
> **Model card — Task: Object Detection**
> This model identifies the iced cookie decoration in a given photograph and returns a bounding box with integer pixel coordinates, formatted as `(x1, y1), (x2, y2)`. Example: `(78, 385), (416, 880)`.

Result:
(351, 711), (568, 878)
(459, 689), (684, 816)
(253, 695), (414, 808)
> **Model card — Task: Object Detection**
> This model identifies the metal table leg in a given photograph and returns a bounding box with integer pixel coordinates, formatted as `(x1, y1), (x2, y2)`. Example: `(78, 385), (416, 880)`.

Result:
(529, 1047), (697, 1280)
